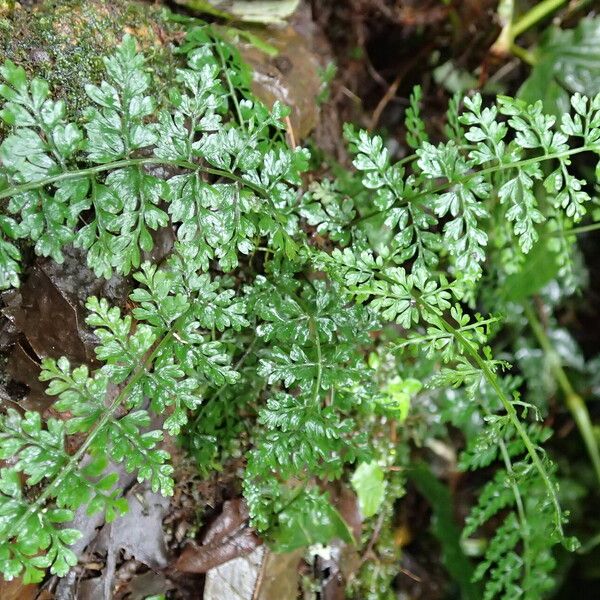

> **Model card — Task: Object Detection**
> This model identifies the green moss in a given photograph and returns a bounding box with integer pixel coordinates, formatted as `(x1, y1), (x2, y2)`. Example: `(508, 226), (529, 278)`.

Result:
(0, 0), (182, 120)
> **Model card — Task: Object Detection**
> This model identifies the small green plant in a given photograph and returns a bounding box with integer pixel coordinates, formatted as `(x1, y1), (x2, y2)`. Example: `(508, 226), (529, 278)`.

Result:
(0, 24), (599, 599)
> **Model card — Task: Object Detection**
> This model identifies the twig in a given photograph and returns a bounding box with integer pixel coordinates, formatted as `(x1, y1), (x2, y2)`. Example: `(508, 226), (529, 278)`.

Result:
(284, 115), (296, 149)
(491, 0), (568, 59)
(359, 511), (385, 566)
(368, 47), (430, 131)
(490, 0), (516, 56)
(369, 73), (404, 131)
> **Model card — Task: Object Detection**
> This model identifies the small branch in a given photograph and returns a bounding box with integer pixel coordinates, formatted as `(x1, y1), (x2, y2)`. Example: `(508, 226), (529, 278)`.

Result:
(509, 43), (537, 66)
(491, 0), (568, 61)
(368, 45), (431, 131)
(369, 74), (403, 132)
(552, 221), (600, 237)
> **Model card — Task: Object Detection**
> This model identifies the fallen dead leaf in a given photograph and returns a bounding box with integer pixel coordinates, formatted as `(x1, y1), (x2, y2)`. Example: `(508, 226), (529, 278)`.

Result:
(204, 546), (265, 600)
(4, 246), (128, 410)
(175, 499), (260, 574)
(254, 548), (303, 600)
(0, 577), (38, 600)
(79, 483), (170, 600)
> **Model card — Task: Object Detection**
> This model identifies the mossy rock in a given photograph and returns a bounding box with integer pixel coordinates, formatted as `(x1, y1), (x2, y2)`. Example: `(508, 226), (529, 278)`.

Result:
(0, 0), (182, 119)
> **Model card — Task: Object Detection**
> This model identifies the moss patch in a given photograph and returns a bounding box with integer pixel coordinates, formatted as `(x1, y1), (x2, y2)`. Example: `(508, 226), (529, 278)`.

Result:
(0, 0), (183, 119)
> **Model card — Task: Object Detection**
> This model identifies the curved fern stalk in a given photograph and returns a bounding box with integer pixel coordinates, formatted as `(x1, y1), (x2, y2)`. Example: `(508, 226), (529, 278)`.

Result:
(524, 301), (600, 485)
(0, 158), (270, 202)
(496, 437), (531, 579)
(439, 316), (564, 535)
(319, 248), (565, 536)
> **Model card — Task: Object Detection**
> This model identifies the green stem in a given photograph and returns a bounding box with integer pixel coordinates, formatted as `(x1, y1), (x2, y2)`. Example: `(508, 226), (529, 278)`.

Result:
(310, 317), (323, 405)
(0, 157), (269, 201)
(512, 0), (569, 39)
(353, 262), (564, 532)
(441, 317), (564, 535)
(213, 36), (246, 130)
(390, 316), (500, 351)
(552, 221), (600, 237)
(523, 302), (600, 485)
(498, 437), (531, 580)
(4, 324), (178, 542)
(510, 43), (538, 66)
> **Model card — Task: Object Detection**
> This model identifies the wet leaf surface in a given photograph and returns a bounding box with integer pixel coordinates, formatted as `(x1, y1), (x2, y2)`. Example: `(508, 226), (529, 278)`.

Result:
(271, 490), (354, 554)
(254, 549), (303, 600)
(351, 461), (386, 519)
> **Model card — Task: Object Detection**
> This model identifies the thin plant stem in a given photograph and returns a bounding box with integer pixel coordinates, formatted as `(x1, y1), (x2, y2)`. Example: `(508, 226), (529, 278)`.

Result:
(362, 264), (565, 533)
(213, 37), (246, 130)
(498, 438), (531, 579)
(441, 317), (564, 535)
(0, 157), (269, 201)
(512, 0), (569, 39)
(492, 0), (567, 59)
(510, 43), (538, 66)
(523, 302), (600, 485)
(491, 0), (516, 55)
(552, 221), (600, 237)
